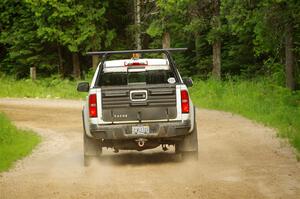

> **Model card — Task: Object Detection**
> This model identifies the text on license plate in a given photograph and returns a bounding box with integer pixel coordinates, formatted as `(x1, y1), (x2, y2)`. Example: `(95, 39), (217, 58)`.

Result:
(132, 126), (150, 134)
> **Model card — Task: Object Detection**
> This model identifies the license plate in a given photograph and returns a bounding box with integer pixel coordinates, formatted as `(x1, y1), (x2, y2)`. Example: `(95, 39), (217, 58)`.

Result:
(132, 126), (150, 134)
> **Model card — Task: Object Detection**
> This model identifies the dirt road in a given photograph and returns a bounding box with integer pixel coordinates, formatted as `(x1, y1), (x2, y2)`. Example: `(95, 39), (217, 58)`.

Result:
(0, 98), (299, 199)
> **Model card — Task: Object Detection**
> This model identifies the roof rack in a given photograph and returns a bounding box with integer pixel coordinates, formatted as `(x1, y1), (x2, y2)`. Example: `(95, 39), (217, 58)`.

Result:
(86, 48), (187, 55)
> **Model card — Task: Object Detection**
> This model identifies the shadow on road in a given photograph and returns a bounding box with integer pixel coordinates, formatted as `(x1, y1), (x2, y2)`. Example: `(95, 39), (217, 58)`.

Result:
(95, 152), (182, 166)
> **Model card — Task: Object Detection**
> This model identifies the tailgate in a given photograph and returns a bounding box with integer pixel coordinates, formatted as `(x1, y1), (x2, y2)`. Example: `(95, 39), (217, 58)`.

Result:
(101, 84), (177, 122)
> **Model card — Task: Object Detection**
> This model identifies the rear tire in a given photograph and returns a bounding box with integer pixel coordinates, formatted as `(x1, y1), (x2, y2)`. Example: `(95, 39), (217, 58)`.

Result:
(83, 131), (102, 167)
(175, 119), (199, 161)
(82, 110), (102, 167)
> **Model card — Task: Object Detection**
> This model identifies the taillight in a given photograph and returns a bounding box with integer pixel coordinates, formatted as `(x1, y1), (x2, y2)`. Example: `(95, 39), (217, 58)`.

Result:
(124, 60), (148, 66)
(181, 90), (189, 113)
(89, 94), (97, 118)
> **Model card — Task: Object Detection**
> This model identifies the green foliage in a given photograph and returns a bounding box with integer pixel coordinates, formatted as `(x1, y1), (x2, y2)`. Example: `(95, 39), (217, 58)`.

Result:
(30, 0), (113, 52)
(0, 112), (40, 172)
(222, 0), (300, 79)
(0, 0), (115, 78)
(27, 0), (110, 53)
(146, 0), (189, 38)
(146, 21), (163, 37)
(0, 0), (299, 87)
(190, 78), (300, 152)
(0, 0), (57, 77)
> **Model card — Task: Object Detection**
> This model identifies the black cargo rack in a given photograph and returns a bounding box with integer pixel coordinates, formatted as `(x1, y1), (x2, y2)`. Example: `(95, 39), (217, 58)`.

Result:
(86, 48), (187, 55)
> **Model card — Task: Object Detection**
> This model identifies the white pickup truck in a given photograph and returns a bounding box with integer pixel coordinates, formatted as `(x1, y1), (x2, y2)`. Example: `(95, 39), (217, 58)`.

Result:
(77, 48), (198, 165)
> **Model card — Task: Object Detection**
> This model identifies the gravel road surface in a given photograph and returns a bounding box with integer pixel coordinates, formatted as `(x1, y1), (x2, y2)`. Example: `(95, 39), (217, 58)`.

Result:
(0, 98), (299, 199)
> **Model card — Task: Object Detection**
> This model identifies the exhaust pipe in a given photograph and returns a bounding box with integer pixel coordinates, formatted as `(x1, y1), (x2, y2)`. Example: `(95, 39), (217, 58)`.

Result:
(136, 138), (147, 148)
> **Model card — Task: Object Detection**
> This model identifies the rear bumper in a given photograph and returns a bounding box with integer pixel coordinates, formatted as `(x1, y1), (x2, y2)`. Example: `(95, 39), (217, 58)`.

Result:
(90, 120), (191, 140)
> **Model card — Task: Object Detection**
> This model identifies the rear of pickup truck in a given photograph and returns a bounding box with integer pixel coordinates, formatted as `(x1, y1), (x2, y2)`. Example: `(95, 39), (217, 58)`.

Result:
(78, 50), (198, 165)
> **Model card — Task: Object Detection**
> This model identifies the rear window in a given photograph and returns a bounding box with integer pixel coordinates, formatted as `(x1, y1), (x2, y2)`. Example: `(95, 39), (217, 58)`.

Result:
(100, 72), (127, 86)
(98, 70), (175, 86)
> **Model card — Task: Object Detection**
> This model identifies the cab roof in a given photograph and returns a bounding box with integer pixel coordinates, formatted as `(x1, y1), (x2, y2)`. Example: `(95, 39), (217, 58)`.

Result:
(103, 58), (170, 73)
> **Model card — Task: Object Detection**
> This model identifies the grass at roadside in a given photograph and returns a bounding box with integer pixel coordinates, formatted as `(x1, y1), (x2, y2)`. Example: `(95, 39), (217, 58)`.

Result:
(0, 76), (85, 99)
(190, 78), (300, 153)
(0, 113), (41, 172)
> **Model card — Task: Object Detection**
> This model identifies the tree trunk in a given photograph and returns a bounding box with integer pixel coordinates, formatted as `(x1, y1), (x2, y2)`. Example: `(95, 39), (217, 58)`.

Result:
(57, 45), (64, 77)
(134, 0), (142, 50)
(92, 55), (99, 70)
(195, 33), (201, 59)
(212, 40), (221, 78)
(212, 0), (221, 79)
(30, 67), (36, 81)
(72, 53), (81, 79)
(162, 32), (170, 59)
(285, 23), (296, 90)
(162, 32), (170, 49)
